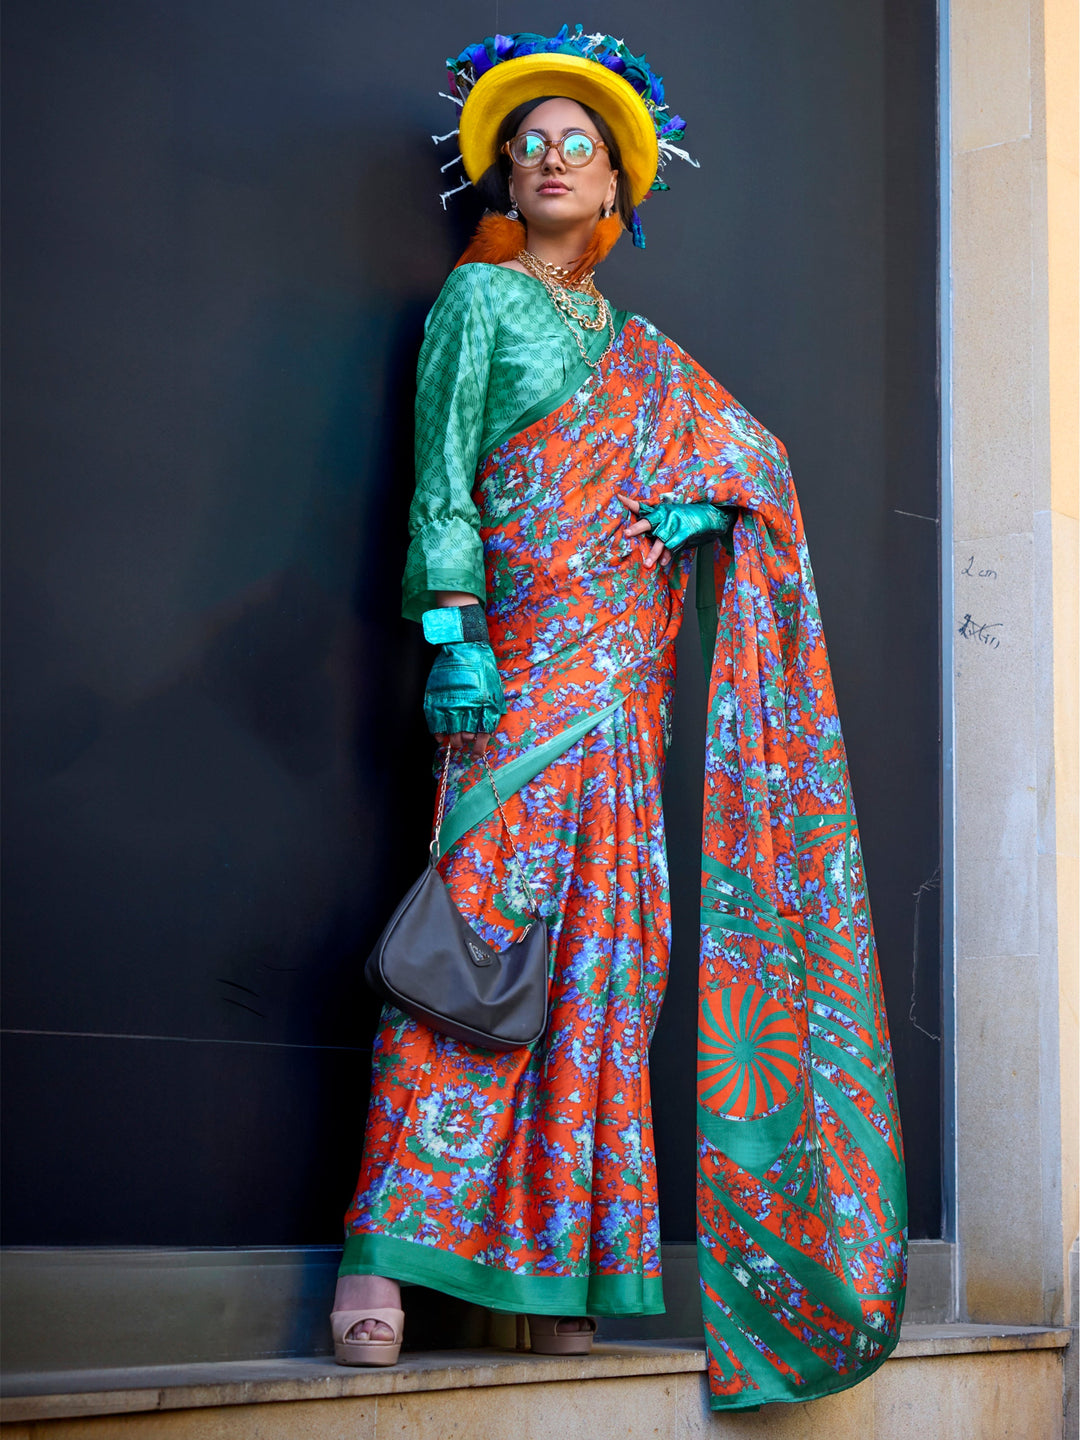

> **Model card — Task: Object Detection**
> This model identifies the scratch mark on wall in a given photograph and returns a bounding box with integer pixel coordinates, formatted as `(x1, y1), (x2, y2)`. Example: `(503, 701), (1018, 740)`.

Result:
(223, 997), (268, 1019)
(909, 867), (942, 1042)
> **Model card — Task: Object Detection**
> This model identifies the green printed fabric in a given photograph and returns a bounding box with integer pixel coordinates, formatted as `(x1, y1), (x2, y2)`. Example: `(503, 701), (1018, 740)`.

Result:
(402, 264), (622, 619)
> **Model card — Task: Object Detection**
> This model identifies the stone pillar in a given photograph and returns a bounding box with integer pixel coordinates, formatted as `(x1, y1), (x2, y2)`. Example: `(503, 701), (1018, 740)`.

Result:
(950, 0), (1078, 1326)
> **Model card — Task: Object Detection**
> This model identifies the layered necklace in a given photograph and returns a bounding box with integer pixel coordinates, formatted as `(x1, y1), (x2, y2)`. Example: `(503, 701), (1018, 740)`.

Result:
(516, 249), (616, 369)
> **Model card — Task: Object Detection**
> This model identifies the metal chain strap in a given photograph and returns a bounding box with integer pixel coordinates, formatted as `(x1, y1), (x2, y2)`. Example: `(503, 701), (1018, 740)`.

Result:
(430, 743), (454, 856)
(430, 745), (539, 916)
(481, 752), (539, 914)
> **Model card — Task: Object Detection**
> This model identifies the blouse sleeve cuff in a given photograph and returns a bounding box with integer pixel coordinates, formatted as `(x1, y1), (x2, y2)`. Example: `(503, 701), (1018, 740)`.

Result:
(401, 526), (487, 622)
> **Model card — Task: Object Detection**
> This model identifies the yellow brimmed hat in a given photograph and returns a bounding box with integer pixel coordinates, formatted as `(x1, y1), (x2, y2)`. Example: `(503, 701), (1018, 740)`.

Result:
(438, 26), (698, 248)
(459, 53), (659, 207)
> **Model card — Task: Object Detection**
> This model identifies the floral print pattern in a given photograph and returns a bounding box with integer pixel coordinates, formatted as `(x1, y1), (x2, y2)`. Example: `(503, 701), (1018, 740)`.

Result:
(343, 316), (906, 1409)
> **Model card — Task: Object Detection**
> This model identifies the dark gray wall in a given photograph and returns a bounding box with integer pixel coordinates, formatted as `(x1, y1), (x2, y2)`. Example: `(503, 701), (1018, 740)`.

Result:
(2, 0), (942, 1248)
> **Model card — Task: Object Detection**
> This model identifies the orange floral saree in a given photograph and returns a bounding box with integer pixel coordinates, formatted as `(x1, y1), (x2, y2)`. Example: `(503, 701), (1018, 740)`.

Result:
(343, 314), (907, 1409)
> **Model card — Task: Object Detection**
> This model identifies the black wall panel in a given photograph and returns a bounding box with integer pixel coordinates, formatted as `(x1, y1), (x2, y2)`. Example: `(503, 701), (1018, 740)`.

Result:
(2, 0), (942, 1247)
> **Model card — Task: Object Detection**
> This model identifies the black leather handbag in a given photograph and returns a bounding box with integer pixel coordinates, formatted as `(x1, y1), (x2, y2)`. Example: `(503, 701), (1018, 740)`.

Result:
(365, 748), (550, 1052)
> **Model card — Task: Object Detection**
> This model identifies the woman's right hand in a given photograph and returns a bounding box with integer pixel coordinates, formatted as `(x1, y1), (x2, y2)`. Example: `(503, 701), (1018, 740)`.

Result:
(437, 727), (494, 758)
(423, 594), (504, 757)
(423, 641), (505, 758)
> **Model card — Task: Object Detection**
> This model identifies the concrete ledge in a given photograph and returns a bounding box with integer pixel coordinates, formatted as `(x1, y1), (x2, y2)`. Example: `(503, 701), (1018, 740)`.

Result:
(0, 1327), (1068, 1425)
(0, 1344), (703, 1424)
(893, 1322), (1071, 1358)
(0, 1241), (959, 1372)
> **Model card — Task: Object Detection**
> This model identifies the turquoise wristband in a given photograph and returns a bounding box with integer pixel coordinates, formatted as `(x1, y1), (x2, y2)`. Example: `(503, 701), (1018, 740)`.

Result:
(421, 604), (489, 646)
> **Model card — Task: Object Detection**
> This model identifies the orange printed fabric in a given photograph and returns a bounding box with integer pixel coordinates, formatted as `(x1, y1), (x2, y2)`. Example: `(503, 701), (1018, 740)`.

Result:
(342, 315), (907, 1407)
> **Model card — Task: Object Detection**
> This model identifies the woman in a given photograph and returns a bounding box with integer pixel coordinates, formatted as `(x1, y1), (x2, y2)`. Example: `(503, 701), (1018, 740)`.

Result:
(333, 28), (907, 1413)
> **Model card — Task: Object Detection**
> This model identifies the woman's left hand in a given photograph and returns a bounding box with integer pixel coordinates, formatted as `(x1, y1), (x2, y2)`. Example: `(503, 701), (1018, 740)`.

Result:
(617, 493), (674, 570)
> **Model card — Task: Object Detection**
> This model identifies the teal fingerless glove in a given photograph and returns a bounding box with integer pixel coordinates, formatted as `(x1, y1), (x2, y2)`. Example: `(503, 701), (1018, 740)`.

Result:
(638, 499), (735, 554)
(420, 606), (506, 736)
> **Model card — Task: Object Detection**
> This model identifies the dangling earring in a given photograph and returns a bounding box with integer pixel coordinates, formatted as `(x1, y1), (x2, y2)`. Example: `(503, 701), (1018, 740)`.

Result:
(566, 212), (624, 282)
(601, 204), (614, 219)
(454, 213), (528, 269)
(507, 195), (519, 220)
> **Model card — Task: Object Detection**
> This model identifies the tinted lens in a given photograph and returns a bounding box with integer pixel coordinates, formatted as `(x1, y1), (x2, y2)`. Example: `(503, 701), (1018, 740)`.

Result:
(561, 132), (596, 165)
(512, 132), (549, 165)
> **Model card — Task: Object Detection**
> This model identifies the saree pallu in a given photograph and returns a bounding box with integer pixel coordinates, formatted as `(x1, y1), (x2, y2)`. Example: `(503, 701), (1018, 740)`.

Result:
(343, 315), (907, 1409)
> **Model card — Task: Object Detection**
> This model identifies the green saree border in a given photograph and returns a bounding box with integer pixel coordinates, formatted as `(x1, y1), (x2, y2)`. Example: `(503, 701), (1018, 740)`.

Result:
(439, 695), (627, 854)
(339, 1233), (665, 1317)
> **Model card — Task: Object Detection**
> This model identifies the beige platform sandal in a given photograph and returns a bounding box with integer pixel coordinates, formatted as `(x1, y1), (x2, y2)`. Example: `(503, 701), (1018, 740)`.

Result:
(331, 1308), (405, 1367)
(519, 1314), (597, 1355)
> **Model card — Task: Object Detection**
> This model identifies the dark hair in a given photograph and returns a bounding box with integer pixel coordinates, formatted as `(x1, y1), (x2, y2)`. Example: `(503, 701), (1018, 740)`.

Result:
(475, 96), (634, 231)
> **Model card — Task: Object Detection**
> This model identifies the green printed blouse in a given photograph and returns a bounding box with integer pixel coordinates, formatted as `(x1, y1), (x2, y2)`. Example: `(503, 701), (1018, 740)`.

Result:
(402, 263), (627, 620)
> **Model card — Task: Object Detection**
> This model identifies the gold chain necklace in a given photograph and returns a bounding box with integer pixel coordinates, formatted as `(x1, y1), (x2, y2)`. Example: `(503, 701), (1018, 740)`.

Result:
(516, 249), (616, 370)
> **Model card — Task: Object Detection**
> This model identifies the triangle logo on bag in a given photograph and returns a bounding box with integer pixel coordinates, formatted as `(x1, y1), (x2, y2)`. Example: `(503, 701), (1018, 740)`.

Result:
(467, 940), (494, 967)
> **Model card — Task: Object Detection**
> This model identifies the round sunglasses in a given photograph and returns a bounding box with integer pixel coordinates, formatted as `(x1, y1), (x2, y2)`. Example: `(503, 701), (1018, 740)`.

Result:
(502, 129), (609, 169)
